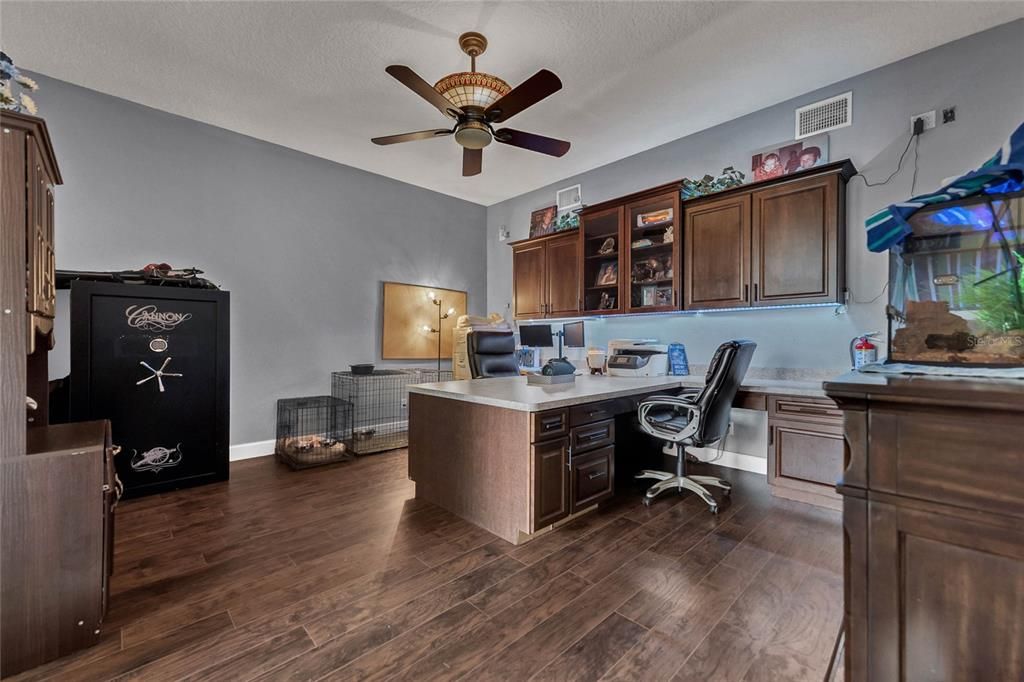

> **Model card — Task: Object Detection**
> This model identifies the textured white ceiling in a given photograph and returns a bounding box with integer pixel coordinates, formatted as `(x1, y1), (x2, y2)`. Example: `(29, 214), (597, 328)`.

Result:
(3, 2), (1022, 205)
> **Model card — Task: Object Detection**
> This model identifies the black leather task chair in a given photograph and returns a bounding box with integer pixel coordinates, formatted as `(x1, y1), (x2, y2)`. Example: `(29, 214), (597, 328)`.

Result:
(636, 339), (757, 513)
(468, 330), (520, 378)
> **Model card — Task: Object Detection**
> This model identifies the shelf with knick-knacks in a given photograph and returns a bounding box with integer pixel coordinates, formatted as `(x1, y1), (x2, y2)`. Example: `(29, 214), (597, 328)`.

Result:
(580, 205), (625, 314)
(625, 189), (680, 313)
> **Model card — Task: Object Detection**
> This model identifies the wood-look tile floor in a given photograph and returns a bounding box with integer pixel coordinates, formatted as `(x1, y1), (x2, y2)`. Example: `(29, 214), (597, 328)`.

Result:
(12, 450), (844, 682)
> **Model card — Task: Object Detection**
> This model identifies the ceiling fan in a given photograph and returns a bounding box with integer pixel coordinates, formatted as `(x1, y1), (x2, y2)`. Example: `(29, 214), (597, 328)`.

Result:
(372, 32), (570, 177)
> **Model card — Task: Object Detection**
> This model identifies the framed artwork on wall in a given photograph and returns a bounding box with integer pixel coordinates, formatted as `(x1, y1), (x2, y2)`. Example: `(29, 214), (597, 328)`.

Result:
(381, 281), (467, 360)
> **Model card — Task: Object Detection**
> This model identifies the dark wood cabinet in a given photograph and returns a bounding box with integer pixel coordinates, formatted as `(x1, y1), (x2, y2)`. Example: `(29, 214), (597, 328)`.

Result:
(511, 232), (579, 319)
(532, 437), (570, 527)
(825, 372), (1024, 682)
(767, 395), (843, 510)
(580, 206), (624, 315)
(625, 190), (680, 313)
(511, 162), (853, 319)
(571, 445), (614, 511)
(545, 233), (581, 317)
(512, 241), (546, 319)
(751, 172), (844, 306)
(684, 194), (751, 309)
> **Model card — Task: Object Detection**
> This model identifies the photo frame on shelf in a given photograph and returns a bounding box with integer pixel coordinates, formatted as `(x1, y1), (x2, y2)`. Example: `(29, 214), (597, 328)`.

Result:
(655, 288), (672, 306)
(750, 134), (829, 181)
(595, 261), (618, 286)
(599, 291), (616, 310)
(529, 205), (558, 238)
(641, 286), (657, 307)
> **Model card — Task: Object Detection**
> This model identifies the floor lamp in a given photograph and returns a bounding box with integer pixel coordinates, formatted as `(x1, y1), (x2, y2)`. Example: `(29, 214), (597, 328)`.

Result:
(422, 291), (455, 373)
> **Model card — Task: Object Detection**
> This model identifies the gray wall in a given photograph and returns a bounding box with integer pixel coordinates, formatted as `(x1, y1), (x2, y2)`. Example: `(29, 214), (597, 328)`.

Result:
(487, 19), (1024, 373)
(36, 74), (487, 446)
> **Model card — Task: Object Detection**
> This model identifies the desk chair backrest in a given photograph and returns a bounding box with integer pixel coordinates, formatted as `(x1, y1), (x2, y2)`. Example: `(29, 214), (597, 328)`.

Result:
(690, 340), (757, 447)
(468, 330), (519, 378)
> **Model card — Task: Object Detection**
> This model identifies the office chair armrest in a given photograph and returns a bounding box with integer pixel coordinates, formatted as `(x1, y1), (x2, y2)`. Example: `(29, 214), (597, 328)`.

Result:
(638, 397), (701, 442)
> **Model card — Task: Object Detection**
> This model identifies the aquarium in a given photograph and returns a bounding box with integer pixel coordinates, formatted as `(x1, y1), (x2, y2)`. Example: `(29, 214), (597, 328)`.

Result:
(888, 191), (1024, 366)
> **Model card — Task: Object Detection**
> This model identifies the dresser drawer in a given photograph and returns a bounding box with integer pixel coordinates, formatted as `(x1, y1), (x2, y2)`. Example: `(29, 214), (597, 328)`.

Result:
(570, 419), (615, 452)
(769, 395), (842, 424)
(571, 445), (614, 511)
(569, 399), (619, 426)
(532, 409), (568, 442)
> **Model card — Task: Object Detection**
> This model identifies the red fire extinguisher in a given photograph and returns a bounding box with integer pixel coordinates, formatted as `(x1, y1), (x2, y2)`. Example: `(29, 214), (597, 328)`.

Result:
(850, 334), (878, 370)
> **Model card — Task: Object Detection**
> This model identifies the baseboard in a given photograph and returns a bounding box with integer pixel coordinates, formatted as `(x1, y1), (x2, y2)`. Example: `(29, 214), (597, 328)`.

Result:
(690, 447), (768, 475)
(229, 439), (275, 462)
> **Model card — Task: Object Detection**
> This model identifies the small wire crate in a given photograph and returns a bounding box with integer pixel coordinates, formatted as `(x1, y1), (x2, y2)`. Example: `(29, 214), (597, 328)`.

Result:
(331, 368), (453, 454)
(275, 396), (354, 469)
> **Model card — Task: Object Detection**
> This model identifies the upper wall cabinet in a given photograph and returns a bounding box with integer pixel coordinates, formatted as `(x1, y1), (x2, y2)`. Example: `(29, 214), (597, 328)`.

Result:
(580, 206), (624, 315)
(510, 161), (854, 320)
(511, 232), (580, 319)
(684, 161), (854, 311)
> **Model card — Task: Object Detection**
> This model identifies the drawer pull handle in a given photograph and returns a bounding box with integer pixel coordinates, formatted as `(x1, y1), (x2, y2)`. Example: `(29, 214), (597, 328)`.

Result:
(541, 417), (562, 429)
(588, 471), (607, 480)
(579, 430), (607, 442)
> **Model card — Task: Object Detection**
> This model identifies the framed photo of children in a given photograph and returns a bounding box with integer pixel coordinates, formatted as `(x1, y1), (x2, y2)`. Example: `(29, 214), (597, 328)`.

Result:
(529, 205), (558, 238)
(750, 134), (829, 182)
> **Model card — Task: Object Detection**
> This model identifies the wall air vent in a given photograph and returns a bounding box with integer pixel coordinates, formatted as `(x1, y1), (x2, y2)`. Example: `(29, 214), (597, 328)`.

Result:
(795, 91), (852, 139)
(556, 184), (582, 213)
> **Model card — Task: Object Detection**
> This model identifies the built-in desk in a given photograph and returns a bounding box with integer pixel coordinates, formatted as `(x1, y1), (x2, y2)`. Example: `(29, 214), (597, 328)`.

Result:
(408, 374), (841, 544)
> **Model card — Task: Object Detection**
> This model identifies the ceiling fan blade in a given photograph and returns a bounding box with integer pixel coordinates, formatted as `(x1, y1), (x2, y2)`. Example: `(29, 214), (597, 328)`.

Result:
(494, 129), (570, 157)
(463, 148), (482, 176)
(485, 69), (562, 123)
(385, 65), (463, 118)
(371, 129), (452, 145)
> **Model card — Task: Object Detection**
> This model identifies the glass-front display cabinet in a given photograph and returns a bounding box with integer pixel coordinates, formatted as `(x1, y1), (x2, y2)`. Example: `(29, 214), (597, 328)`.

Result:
(625, 191), (681, 313)
(581, 206), (624, 315)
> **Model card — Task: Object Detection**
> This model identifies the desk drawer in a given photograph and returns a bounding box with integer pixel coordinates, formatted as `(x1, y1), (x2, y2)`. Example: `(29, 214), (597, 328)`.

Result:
(571, 419), (615, 452)
(570, 400), (619, 426)
(769, 395), (841, 424)
(571, 445), (614, 511)
(532, 409), (568, 442)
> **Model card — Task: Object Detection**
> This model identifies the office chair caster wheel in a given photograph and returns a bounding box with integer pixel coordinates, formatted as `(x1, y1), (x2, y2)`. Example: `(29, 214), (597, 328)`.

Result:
(722, 487), (732, 497)
(709, 504), (719, 515)
(643, 497), (653, 507)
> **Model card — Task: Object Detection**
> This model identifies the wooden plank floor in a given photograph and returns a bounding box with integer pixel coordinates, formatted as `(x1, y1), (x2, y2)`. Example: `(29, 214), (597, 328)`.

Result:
(10, 450), (844, 681)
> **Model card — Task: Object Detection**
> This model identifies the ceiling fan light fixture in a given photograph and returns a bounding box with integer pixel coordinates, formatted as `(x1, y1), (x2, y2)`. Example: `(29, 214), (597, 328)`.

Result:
(434, 72), (511, 111)
(454, 120), (492, 149)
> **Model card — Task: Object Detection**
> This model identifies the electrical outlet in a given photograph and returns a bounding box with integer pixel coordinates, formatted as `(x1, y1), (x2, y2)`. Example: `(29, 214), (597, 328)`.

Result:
(942, 107), (956, 124)
(911, 110), (936, 133)
(400, 398), (408, 409)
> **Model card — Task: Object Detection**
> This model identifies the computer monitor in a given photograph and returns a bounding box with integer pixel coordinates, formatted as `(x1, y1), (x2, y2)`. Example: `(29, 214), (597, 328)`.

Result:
(563, 321), (585, 348)
(519, 324), (554, 348)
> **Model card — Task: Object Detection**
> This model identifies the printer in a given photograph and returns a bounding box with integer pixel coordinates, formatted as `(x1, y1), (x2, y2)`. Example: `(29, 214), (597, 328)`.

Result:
(607, 339), (669, 377)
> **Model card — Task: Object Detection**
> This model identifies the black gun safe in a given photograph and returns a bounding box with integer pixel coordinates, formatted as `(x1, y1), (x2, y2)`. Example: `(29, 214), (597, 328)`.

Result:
(70, 282), (230, 498)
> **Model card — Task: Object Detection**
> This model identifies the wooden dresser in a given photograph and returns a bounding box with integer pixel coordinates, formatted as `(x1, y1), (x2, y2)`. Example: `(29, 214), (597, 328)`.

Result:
(1, 111), (118, 677)
(825, 372), (1024, 681)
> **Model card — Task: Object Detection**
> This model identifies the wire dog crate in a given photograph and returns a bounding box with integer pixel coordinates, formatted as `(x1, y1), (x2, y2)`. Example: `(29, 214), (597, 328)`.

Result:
(275, 396), (354, 469)
(331, 369), (453, 454)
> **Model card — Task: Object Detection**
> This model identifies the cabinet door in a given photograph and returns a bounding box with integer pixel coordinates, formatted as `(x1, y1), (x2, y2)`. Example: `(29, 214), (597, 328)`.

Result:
(768, 417), (843, 506)
(581, 206), (624, 315)
(533, 437), (569, 528)
(864, 499), (1024, 681)
(751, 174), (841, 306)
(684, 194), (751, 310)
(625, 192), (681, 313)
(545, 234), (580, 318)
(571, 445), (614, 512)
(26, 141), (56, 320)
(513, 242), (546, 319)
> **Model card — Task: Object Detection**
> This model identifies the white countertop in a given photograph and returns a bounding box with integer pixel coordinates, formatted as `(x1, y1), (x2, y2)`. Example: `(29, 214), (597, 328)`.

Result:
(408, 373), (829, 412)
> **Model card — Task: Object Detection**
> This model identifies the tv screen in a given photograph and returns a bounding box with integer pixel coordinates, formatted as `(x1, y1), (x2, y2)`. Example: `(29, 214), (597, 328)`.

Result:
(519, 324), (554, 348)
(563, 321), (585, 348)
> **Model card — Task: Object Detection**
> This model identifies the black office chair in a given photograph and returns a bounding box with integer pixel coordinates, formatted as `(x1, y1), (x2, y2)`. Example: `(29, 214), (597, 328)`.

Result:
(467, 330), (520, 378)
(636, 339), (757, 513)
